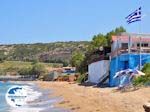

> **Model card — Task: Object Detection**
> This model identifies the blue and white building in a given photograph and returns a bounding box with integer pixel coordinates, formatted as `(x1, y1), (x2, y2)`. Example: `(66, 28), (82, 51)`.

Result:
(109, 33), (150, 86)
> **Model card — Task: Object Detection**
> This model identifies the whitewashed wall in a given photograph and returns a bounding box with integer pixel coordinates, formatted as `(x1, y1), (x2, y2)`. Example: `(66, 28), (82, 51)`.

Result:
(88, 60), (109, 83)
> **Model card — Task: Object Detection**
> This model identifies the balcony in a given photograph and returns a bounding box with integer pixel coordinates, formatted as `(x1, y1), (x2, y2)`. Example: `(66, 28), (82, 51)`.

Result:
(111, 47), (150, 58)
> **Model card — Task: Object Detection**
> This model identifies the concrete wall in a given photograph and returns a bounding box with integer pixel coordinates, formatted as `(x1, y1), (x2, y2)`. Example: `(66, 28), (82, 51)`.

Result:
(88, 60), (109, 84)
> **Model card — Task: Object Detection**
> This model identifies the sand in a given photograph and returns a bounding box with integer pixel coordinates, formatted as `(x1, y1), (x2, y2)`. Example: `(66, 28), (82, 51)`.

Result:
(36, 81), (150, 112)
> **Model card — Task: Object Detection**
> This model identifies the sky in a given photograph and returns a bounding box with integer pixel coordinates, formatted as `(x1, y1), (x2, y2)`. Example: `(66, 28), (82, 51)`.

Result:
(0, 0), (150, 44)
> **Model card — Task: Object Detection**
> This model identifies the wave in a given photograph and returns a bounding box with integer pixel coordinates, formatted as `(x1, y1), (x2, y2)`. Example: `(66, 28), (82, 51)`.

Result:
(4, 83), (69, 112)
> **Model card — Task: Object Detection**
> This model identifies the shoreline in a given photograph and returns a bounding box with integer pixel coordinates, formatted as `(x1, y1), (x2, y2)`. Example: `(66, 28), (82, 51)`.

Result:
(3, 81), (69, 112)
(36, 81), (150, 112)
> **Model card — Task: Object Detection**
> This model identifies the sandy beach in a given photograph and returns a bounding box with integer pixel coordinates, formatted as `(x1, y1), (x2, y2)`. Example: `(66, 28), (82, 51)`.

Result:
(36, 81), (150, 112)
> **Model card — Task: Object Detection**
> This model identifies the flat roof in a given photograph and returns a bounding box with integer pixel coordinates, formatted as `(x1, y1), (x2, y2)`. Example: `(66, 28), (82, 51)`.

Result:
(112, 35), (150, 43)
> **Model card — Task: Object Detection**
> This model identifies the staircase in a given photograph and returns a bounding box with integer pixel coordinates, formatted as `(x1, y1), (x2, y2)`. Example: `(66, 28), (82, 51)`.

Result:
(97, 71), (109, 86)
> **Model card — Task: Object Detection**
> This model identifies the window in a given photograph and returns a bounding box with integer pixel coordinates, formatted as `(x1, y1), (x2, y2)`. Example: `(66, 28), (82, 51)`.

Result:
(121, 43), (128, 49)
(137, 43), (148, 47)
(143, 43), (148, 47)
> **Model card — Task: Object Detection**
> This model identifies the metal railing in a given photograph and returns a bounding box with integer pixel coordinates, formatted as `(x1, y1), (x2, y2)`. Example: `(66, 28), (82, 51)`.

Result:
(111, 47), (150, 58)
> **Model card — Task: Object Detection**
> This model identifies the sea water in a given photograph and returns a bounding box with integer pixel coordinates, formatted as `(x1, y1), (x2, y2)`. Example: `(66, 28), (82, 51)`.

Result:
(0, 82), (70, 112)
(0, 82), (11, 112)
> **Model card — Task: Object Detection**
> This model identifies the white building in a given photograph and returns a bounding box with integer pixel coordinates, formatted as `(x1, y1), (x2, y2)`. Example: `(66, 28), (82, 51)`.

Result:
(88, 60), (109, 84)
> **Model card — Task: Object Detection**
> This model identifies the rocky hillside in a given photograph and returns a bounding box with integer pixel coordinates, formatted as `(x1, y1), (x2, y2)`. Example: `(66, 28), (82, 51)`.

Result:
(0, 41), (89, 65)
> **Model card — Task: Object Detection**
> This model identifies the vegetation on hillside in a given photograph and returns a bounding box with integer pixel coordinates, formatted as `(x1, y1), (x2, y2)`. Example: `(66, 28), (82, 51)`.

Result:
(71, 51), (85, 72)
(0, 61), (61, 76)
(0, 41), (89, 66)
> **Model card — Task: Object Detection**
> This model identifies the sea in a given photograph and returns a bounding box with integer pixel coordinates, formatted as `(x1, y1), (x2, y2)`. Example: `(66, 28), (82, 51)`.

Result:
(0, 81), (70, 112)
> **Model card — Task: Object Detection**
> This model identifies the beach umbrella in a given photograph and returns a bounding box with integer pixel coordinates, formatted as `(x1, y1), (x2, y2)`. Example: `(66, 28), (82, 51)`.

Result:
(114, 69), (134, 87)
(114, 69), (145, 88)
(132, 70), (145, 76)
(113, 70), (125, 78)
(113, 69), (133, 78)
(114, 69), (145, 79)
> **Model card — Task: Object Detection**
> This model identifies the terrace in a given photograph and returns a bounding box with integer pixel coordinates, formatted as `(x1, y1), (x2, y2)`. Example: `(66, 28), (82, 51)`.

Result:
(111, 33), (150, 58)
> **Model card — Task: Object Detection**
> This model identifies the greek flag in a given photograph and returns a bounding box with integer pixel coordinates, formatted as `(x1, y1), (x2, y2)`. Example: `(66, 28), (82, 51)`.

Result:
(126, 7), (141, 24)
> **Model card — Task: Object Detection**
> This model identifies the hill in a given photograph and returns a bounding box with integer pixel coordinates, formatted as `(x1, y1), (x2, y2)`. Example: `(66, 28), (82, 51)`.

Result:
(0, 61), (63, 75)
(0, 41), (89, 66)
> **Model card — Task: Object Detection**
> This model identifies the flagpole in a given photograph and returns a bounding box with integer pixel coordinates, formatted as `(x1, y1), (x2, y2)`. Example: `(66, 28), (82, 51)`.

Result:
(128, 35), (131, 54)
(139, 18), (142, 70)
(126, 6), (142, 70)
(139, 0), (142, 71)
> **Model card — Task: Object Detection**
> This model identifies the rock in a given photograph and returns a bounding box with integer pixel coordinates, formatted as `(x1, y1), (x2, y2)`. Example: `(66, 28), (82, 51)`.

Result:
(143, 103), (150, 112)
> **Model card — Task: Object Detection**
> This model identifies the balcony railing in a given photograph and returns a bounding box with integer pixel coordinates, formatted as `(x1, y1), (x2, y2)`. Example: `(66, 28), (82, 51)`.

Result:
(111, 47), (150, 58)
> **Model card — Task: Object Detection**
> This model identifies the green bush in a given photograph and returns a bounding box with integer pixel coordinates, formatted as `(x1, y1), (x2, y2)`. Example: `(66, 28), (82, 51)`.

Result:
(133, 63), (150, 86)
(18, 63), (47, 78)
(6, 66), (20, 72)
(0, 69), (6, 75)
(133, 73), (150, 86)
(18, 67), (32, 75)
(30, 63), (47, 78)
(142, 63), (150, 73)
(77, 74), (88, 83)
